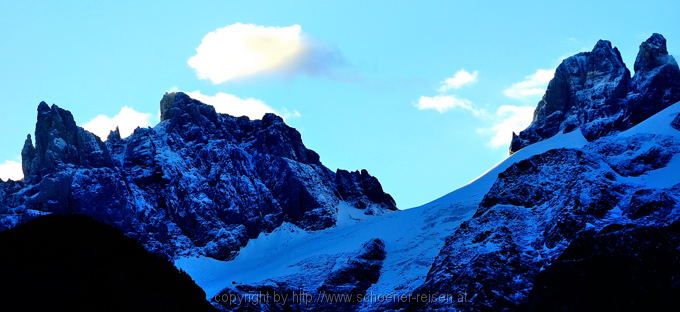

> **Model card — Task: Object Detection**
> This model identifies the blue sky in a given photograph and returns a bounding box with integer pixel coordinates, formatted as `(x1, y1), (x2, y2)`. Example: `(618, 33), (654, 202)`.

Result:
(1, 0), (678, 208)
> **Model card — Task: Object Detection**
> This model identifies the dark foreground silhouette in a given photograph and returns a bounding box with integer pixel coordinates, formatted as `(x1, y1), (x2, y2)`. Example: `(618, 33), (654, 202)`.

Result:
(0, 214), (215, 312)
(522, 222), (680, 311)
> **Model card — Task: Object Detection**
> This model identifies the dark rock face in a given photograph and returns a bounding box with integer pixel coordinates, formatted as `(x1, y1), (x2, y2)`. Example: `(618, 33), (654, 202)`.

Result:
(585, 133), (680, 176)
(522, 223), (680, 311)
(510, 34), (680, 153)
(317, 238), (386, 307)
(672, 113), (680, 130)
(336, 169), (397, 211)
(408, 133), (680, 311)
(214, 238), (386, 312)
(0, 92), (396, 260)
(626, 33), (680, 126)
(22, 102), (112, 181)
(0, 214), (215, 312)
(408, 149), (621, 311)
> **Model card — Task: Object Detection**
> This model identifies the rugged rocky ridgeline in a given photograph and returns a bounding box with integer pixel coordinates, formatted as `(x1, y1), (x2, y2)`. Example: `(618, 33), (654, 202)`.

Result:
(0, 33), (678, 312)
(402, 34), (680, 311)
(193, 34), (679, 312)
(0, 91), (396, 260)
(510, 33), (680, 153)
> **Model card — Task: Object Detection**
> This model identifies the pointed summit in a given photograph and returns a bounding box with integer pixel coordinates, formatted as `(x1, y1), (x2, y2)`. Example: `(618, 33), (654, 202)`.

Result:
(158, 91), (218, 128)
(592, 39), (615, 52)
(37, 101), (50, 113)
(634, 33), (675, 72)
(22, 101), (112, 180)
(107, 127), (122, 142)
(159, 92), (178, 122)
(589, 39), (627, 71)
(21, 134), (35, 178)
(509, 34), (680, 154)
(509, 38), (630, 153)
(625, 33), (680, 125)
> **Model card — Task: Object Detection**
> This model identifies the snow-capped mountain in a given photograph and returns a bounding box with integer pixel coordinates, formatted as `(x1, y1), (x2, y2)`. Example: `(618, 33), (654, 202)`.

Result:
(510, 33), (680, 153)
(177, 34), (680, 311)
(0, 92), (396, 260)
(1, 33), (678, 311)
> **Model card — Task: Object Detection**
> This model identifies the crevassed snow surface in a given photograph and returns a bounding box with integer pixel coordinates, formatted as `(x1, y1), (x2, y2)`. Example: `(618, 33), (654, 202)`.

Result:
(615, 101), (680, 188)
(176, 102), (679, 299)
(176, 130), (589, 298)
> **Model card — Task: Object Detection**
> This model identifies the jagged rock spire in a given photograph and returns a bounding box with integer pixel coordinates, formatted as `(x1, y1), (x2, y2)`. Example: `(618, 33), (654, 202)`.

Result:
(21, 134), (35, 178)
(2, 92), (398, 260)
(626, 33), (680, 125)
(107, 127), (122, 142)
(159, 92), (177, 122)
(634, 33), (673, 72)
(509, 38), (630, 153)
(22, 102), (112, 181)
(510, 33), (680, 154)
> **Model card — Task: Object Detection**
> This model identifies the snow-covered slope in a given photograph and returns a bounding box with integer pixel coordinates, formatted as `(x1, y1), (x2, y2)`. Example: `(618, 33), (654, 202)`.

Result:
(178, 101), (679, 310)
(612, 101), (680, 188)
(0, 92), (397, 260)
(176, 113), (591, 299)
(510, 33), (680, 153)
(408, 101), (680, 311)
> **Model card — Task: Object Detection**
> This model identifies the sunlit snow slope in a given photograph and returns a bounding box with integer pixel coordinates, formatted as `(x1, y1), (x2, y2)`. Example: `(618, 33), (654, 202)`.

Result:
(177, 101), (679, 300)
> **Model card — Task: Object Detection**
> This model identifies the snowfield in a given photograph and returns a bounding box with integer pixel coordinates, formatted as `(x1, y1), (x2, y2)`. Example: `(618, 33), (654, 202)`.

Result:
(176, 101), (680, 301)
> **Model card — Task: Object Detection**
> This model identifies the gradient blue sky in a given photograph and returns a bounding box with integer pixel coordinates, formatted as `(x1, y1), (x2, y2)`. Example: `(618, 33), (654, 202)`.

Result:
(1, 0), (678, 208)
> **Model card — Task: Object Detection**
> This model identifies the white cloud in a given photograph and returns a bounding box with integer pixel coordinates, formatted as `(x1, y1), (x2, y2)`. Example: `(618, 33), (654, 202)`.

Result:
(415, 68), (537, 149)
(185, 91), (300, 120)
(188, 23), (341, 84)
(0, 158), (23, 182)
(477, 105), (535, 148)
(438, 69), (478, 92)
(83, 106), (152, 140)
(503, 69), (554, 99)
(416, 95), (484, 116)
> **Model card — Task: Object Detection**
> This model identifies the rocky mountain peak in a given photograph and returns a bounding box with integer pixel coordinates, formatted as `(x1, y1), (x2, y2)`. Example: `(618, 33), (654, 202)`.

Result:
(20, 135), (35, 178)
(2, 93), (397, 260)
(159, 91), (177, 121)
(22, 102), (111, 181)
(583, 39), (625, 61)
(107, 127), (122, 142)
(262, 112), (284, 126)
(510, 34), (680, 154)
(634, 33), (673, 72)
(160, 91), (211, 122)
(625, 34), (680, 126)
(590, 39), (627, 70)
(37, 101), (50, 112)
(159, 92), (219, 132)
(335, 169), (397, 210)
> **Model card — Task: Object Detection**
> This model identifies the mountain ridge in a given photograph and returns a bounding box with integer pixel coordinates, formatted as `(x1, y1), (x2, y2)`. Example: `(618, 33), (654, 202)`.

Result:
(510, 33), (680, 153)
(175, 35), (680, 311)
(0, 91), (396, 260)
(1, 34), (678, 311)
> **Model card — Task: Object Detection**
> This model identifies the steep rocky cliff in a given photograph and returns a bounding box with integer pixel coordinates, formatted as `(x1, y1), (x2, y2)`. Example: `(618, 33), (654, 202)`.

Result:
(0, 92), (396, 260)
(510, 33), (680, 153)
(395, 34), (680, 311)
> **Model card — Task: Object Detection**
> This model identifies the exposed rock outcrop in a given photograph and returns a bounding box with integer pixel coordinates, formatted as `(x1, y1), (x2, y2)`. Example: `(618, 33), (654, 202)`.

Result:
(0, 92), (396, 260)
(510, 34), (680, 153)
(214, 238), (386, 312)
(22, 102), (112, 181)
(408, 133), (680, 311)
(522, 223), (680, 311)
(336, 169), (397, 211)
